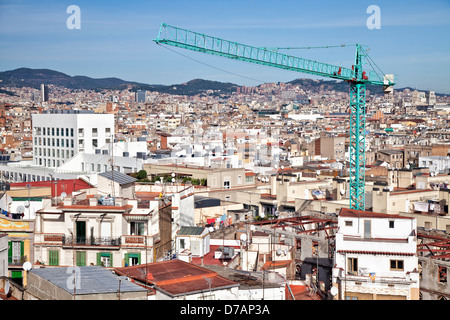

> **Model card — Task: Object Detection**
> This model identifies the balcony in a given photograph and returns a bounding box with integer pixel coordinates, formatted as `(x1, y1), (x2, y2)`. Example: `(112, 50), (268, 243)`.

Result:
(62, 235), (121, 247)
(123, 235), (145, 245)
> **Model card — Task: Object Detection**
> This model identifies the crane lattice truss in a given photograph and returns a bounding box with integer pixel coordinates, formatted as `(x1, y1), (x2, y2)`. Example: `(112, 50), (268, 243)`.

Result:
(154, 23), (395, 210)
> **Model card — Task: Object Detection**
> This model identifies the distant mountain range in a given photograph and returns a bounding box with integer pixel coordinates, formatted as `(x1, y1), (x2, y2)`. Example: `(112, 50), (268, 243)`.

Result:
(0, 67), (446, 97)
(0, 68), (239, 96)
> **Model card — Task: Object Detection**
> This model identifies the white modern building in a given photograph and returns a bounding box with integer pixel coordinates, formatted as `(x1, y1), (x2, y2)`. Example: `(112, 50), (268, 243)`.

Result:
(0, 110), (149, 185)
(31, 110), (114, 168)
(331, 208), (420, 300)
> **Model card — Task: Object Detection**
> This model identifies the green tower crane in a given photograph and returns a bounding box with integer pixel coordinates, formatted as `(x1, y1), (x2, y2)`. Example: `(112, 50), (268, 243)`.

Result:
(154, 23), (395, 211)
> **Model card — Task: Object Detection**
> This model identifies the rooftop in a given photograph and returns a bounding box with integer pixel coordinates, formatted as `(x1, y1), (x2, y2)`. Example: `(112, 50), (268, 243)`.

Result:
(339, 208), (413, 220)
(30, 266), (147, 295)
(114, 259), (239, 297)
(98, 170), (137, 185)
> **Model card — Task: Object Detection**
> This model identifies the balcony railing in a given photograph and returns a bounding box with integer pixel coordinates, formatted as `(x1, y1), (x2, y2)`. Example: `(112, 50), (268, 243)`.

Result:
(62, 235), (121, 247)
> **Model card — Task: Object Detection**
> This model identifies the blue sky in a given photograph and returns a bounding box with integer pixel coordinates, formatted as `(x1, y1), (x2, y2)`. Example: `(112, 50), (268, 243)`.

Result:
(0, 0), (449, 93)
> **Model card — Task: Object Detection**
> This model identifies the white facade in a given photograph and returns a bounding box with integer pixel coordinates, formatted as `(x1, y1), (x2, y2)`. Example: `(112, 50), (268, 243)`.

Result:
(0, 111), (148, 184)
(33, 197), (162, 268)
(332, 208), (420, 300)
(32, 111), (114, 168)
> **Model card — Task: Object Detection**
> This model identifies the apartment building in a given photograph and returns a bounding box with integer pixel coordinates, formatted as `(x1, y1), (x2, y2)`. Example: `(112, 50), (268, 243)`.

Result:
(332, 208), (419, 300)
(143, 164), (255, 190)
(0, 214), (34, 286)
(33, 194), (172, 268)
(376, 149), (404, 169)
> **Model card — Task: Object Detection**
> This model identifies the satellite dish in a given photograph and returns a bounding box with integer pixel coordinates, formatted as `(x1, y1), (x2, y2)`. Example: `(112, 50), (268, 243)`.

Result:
(240, 233), (247, 241)
(276, 248), (282, 256)
(23, 261), (32, 271)
(330, 286), (338, 296)
(208, 227), (214, 233)
(24, 201), (30, 208)
(340, 189), (345, 195)
(16, 206), (25, 214)
(60, 192), (67, 199)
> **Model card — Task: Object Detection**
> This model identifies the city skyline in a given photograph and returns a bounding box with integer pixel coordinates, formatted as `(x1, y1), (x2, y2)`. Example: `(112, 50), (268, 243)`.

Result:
(0, 0), (449, 93)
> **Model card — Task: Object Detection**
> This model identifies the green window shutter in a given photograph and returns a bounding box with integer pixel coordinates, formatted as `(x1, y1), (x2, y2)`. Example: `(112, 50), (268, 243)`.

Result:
(97, 253), (101, 266)
(20, 241), (24, 260)
(8, 241), (12, 264)
(49, 250), (59, 266)
(76, 251), (86, 266)
(124, 253), (129, 267)
(138, 253), (141, 265)
(109, 252), (113, 267)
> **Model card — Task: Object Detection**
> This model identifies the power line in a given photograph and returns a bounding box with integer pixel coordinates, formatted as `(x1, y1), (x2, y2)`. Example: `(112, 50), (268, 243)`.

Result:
(157, 43), (267, 85)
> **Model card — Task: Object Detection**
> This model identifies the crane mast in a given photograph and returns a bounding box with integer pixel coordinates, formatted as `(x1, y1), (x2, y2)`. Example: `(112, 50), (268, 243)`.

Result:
(154, 23), (395, 211)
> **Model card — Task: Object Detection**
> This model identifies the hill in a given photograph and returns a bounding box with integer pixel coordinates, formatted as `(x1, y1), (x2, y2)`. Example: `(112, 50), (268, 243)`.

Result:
(1, 68), (445, 97)
(0, 68), (153, 91)
(0, 68), (238, 95)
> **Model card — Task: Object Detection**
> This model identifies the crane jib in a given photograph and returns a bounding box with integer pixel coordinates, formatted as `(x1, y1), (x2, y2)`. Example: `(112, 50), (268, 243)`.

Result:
(154, 23), (393, 86)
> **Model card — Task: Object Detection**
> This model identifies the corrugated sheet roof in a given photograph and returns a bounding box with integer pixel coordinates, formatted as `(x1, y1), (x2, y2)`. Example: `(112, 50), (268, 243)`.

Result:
(115, 260), (239, 297)
(178, 226), (206, 236)
(98, 171), (137, 185)
(30, 266), (146, 295)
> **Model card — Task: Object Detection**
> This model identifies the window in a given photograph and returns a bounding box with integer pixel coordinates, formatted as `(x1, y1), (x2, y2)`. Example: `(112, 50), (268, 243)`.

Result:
(97, 252), (113, 267)
(390, 260), (404, 271)
(48, 250), (59, 266)
(224, 180), (230, 189)
(92, 128), (98, 137)
(130, 221), (145, 235)
(125, 253), (140, 266)
(364, 220), (371, 239)
(389, 221), (395, 228)
(348, 257), (358, 275)
(179, 238), (185, 249)
(92, 139), (98, 148)
(8, 241), (24, 264)
(438, 266), (447, 283)
(78, 128), (84, 137)
(345, 220), (353, 227)
(76, 251), (86, 266)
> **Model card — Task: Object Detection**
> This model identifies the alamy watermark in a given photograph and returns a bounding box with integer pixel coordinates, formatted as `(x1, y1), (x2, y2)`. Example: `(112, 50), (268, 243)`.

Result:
(367, 5), (381, 29)
(66, 266), (81, 290)
(66, 5), (81, 30)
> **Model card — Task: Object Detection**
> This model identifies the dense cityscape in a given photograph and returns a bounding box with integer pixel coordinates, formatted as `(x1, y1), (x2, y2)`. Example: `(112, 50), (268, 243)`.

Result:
(0, 0), (449, 306)
(0, 71), (449, 302)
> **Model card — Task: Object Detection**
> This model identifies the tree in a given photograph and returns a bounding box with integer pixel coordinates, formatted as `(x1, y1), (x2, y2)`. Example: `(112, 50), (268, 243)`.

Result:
(137, 169), (147, 180)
